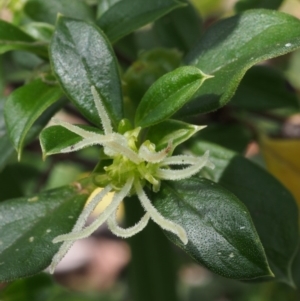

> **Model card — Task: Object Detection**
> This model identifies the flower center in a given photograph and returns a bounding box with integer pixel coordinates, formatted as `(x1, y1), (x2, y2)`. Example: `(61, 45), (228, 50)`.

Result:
(95, 127), (161, 192)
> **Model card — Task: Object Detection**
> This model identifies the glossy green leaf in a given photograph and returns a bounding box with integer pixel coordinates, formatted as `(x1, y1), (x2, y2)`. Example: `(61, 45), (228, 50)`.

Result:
(0, 180), (93, 281)
(123, 48), (182, 106)
(196, 124), (252, 153)
(50, 16), (123, 128)
(0, 19), (48, 58)
(4, 79), (63, 159)
(97, 0), (185, 43)
(147, 119), (204, 151)
(180, 10), (300, 117)
(231, 66), (299, 111)
(135, 66), (210, 128)
(153, 177), (272, 280)
(235, 0), (284, 12)
(40, 124), (102, 158)
(191, 141), (299, 285)
(153, 1), (202, 53)
(24, 0), (94, 25)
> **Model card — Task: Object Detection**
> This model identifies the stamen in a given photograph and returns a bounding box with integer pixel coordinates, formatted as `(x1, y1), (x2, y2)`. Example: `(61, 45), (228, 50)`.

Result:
(134, 180), (188, 245)
(91, 86), (113, 135)
(107, 209), (150, 238)
(156, 151), (214, 180)
(49, 185), (112, 273)
(139, 141), (172, 163)
(53, 177), (134, 242)
(51, 119), (95, 139)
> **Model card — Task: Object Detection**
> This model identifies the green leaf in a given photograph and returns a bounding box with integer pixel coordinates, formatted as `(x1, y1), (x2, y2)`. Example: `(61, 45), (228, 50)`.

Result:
(196, 124), (252, 153)
(0, 134), (14, 171)
(0, 179), (94, 282)
(146, 119), (204, 152)
(22, 22), (54, 42)
(50, 16), (123, 128)
(0, 99), (14, 171)
(153, 177), (272, 280)
(231, 65), (299, 111)
(97, 0), (121, 19)
(4, 79), (63, 159)
(135, 66), (210, 128)
(123, 48), (182, 106)
(97, 0), (185, 43)
(180, 10), (300, 117)
(24, 0), (94, 25)
(191, 141), (299, 285)
(153, 1), (202, 53)
(235, 0), (284, 12)
(40, 124), (102, 159)
(0, 19), (48, 58)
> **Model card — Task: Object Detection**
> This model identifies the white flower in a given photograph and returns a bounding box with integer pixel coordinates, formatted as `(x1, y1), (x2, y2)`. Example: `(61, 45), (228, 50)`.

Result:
(49, 86), (214, 273)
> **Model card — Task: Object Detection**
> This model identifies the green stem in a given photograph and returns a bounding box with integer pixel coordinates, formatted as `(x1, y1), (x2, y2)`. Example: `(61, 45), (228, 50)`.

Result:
(124, 196), (179, 301)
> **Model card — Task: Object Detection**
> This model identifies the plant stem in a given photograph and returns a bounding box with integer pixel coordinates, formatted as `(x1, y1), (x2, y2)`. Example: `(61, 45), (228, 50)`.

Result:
(124, 196), (179, 301)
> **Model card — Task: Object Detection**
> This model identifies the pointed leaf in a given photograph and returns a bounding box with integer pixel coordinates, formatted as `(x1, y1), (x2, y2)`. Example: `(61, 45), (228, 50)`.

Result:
(97, 0), (185, 43)
(135, 66), (210, 128)
(191, 141), (299, 285)
(180, 10), (300, 116)
(0, 180), (94, 282)
(146, 119), (204, 151)
(0, 19), (48, 58)
(4, 79), (63, 159)
(40, 125), (102, 158)
(50, 16), (123, 128)
(24, 0), (94, 25)
(153, 177), (272, 280)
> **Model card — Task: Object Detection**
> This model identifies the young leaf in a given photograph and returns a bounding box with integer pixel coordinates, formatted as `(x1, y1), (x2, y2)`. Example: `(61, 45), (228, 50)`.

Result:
(0, 180), (94, 282)
(153, 1), (202, 53)
(40, 125), (102, 159)
(4, 79), (63, 160)
(0, 19), (48, 58)
(191, 141), (299, 285)
(235, 0), (284, 12)
(153, 177), (272, 280)
(97, 0), (185, 43)
(135, 66), (210, 128)
(146, 119), (204, 152)
(180, 10), (300, 117)
(24, 0), (94, 25)
(22, 22), (54, 42)
(50, 16), (123, 128)
(231, 66), (299, 111)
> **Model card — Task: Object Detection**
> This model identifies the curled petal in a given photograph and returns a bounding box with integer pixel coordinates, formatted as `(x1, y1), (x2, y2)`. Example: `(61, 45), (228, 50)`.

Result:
(50, 185), (112, 273)
(156, 150), (214, 180)
(107, 209), (150, 238)
(53, 177), (134, 242)
(139, 141), (172, 163)
(134, 180), (188, 245)
(91, 86), (113, 135)
(51, 118), (96, 139)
